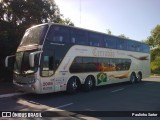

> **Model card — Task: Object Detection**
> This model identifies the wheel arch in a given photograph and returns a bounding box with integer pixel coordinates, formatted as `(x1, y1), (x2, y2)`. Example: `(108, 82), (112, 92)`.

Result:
(130, 71), (137, 77)
(137, 71), (142, 78)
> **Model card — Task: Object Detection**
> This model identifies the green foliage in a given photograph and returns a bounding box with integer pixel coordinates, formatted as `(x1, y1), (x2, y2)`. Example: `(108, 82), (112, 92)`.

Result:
(151, 25), (160, 46)
(62, 18), (74, 26)
(145, 25), (160, 75)
(1, 0), (61, 23)
(150, 48), (160, 74)
(118, 34), (129, 39)
(150, 48), (160, 62)
(151, 56), (160, 74)
(146, 36), (155, 48)
(106, 29), (129, 39)
(106, 29), (112, 35)
(146, 25), (160, 48)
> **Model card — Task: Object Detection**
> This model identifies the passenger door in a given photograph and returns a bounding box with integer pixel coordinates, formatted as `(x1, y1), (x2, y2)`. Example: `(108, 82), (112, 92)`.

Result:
(40, 49), (55, 93)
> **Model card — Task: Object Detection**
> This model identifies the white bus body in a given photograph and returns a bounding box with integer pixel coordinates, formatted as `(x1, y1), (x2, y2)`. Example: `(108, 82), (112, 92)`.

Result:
(7, 23), (150, 94)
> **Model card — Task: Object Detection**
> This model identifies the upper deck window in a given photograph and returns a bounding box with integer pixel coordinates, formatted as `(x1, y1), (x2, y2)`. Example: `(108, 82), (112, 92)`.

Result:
(46, 25), (69, 43)
(143, 44), (150, 53)
(44, 24), (149, 53)
(127, 40), (136, 51)
(89, 32), (103, 47)
(116, 38), (127, 50)
(103, 36), (116, 49)
(135, 42), (143, 52)
(127, 41), (146, 52)
(71, 28), (88, 45)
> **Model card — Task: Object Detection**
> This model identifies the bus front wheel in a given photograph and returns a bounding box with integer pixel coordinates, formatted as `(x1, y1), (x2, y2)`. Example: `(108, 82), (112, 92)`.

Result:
(67, 77), (78, 94)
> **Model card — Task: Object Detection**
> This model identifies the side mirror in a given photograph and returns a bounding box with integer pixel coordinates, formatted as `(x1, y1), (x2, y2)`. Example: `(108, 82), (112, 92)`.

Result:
(5, 55), (15, 67)
(29, 51), (42, 67)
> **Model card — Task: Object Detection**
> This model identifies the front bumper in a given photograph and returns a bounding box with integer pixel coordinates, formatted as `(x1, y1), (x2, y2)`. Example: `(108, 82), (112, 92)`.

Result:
(13, 80), (41, 94)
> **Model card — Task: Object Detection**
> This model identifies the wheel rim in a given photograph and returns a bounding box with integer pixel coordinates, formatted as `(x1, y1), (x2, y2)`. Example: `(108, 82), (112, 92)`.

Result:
(72, 79), (77, 90)
(88, 77), (93, 88)
(137, 74), (141, 82)
(131, 74), (135, 83)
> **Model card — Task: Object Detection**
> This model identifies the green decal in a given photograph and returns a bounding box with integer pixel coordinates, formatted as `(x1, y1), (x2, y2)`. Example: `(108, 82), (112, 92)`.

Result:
(97, 72), (107, 85)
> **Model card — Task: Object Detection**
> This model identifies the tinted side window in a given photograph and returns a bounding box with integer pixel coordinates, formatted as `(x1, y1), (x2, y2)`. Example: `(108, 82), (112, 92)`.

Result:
(116, 59), (131, 70)
(124, 59), (131, 70)
(127, 41), (136, 51)
(135, 42), (143, 52)
(115, 59), (122, 71)
(143, 44), (150, 53)
(98, 58), (110, 71)
(70, 57), (83, 73)
(89, 33), (103, 47)
(103, 36), (116, 49)
(46, 25), (69, 43)
(71, 29), (88, 45)
(70, 57), (131, 73)
(117, 38), (127, 50)
(110, 59), (117, 71)
(83, 57), (98, 72)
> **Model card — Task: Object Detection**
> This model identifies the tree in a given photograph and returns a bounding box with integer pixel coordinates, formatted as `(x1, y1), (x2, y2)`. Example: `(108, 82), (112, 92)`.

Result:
(62, 18), (74, 26)
(106, 29), (129, 39)
(0, 0), (74, 55)
(145, 25), (160, 48)
(106, 29), (112, 35)
(0, 0), (71, 24)
(145, 25), (160, 74)
(118, 34), (129, 39)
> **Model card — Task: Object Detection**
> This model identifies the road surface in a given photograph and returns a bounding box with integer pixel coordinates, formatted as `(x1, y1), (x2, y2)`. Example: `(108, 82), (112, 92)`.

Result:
(0, 76), (160, 120)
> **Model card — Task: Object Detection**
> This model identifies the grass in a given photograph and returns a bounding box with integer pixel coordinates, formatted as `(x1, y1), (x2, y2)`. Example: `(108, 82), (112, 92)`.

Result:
(151, 72), (160, 76)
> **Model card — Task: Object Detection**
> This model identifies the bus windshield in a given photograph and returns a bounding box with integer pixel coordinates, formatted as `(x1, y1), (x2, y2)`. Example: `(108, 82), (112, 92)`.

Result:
(14, 50), (39, 75)
(20, 25), (48, 47)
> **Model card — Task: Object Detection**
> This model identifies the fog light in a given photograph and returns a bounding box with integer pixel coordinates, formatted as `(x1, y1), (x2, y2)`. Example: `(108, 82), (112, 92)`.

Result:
(28, 80), (35, 84)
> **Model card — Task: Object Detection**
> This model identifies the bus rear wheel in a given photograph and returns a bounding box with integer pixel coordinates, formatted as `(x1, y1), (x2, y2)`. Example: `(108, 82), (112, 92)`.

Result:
(83, 76), (94, 91)
(130, 73), (136, 84)
(137, 72), (142, 83)
(67, 77), (78, 94)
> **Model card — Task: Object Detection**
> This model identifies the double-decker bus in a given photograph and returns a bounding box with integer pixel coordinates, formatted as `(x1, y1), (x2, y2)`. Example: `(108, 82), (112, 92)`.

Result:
(5, 23), (150, 94)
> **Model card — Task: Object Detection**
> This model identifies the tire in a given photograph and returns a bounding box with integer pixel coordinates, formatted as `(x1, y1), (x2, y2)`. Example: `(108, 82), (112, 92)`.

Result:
(137, 73), (142, 83)
(83, 76), (94, 91)
(67, 77), (78, 94)
(130, 73), (136, 84)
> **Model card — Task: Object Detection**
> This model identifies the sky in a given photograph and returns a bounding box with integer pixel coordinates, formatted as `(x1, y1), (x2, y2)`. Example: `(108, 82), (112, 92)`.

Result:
(55, 0), (160, 41)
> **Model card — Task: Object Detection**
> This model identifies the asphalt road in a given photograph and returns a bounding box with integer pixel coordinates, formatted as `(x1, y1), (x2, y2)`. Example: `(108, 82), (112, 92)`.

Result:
(0, 76), (160, 120)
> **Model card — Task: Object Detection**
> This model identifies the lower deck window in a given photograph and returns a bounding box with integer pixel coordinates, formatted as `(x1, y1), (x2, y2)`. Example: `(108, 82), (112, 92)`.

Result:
(70, 57), (131, 73)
